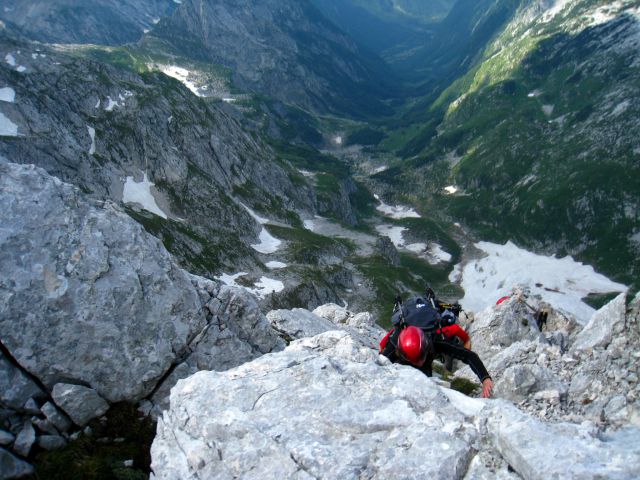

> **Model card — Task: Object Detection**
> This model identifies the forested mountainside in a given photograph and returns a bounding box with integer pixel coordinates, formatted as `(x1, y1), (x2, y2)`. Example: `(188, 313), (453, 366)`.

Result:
(375, 0), (640, 288)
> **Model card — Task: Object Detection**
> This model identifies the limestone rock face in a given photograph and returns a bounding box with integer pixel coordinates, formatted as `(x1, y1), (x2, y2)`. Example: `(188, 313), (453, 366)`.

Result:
(151, 330), (640, 479)
(571, 293), (626, 352)
(266, 302), (386, 350)
(0, 162), (206, 402)
(456, 290), (640, 428)
(149, 277), (286, 414)
(266, 308), (337, 340)
(151, 331), (480, 480)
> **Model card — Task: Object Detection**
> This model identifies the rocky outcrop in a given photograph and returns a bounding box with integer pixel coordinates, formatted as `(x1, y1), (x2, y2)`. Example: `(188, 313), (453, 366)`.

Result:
(0, 0), (177, 45)
(0, 162), (206, 402)
(0, 32), (316, 276)
(455, 289), (640, 429)
(0, 162), (287, 471)
(266, 303), (385, 349)
(151, 328), (640, 479)
(148, 276), (286, 414)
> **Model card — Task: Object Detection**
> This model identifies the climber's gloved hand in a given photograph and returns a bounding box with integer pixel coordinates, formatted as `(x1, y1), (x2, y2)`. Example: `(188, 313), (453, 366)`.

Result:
(481, 378), (493, 399)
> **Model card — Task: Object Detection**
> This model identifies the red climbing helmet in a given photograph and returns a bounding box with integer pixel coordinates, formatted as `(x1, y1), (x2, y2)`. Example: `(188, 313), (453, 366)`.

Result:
(397, 326), (429, 366)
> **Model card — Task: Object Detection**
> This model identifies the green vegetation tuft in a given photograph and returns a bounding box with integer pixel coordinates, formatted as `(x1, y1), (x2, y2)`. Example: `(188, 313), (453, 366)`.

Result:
(33, 403), (155, 480)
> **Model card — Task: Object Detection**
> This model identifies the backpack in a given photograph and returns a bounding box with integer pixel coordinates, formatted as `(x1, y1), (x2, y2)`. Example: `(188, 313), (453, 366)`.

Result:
(391, 295), (442, 333)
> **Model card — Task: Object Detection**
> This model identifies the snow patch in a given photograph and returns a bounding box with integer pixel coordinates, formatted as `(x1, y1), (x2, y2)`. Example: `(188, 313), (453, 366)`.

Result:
(444, 185), (458, 194)
(0, 87), (15, 103)
(458, 241), (627, 323)
(298, 169), (315, 178)
(5, 53), (26, 72)
(104, 92), (133, 111)
(541, 0), (572, 22)
(375, 225), (407, 248)
(87, 126), (96, 155)
(105, 96), (119, 111)
(405, 242), (427, 254)
(334, 136), (343, 146)
(542, 105), (555, 116)
(251, 228), (282, 254)
(216, 272), (284, 298)
(303, 219), (316, 231)
(374, 195), (421, 219)
(253, 277), (285, 297)
(95, 99), (101, 109)
(0, 112), (18, 136)
(611, 100), (630, 117)
(265, 261), (287, 269)
(429, 244), (452, 264)
(222, 97), (236, 103)
(527, 89), (542, 98)
(376, 224), (450, 263)
(241, 203), (269, 225)
(122, 173), (168, 219)
(158, 65), (206, 97)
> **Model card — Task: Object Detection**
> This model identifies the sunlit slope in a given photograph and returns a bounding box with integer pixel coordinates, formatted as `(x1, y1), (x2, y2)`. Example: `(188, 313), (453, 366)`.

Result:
(385, 0), (640, 287)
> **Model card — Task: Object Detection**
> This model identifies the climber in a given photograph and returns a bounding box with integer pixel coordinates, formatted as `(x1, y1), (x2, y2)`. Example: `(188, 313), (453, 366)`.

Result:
(379, 292), (493, 398)
(381, 325), (493, 397)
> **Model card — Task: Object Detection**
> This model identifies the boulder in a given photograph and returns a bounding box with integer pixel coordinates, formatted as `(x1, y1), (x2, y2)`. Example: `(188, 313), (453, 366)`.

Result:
(149, 283), (286, 414)
(0, 353), (45, 411)
(12, 420), (35, 458)
(151, 331), (479, 479)
(486, 402), (640, 479)
(0, 162), (206, 402)
(37, 435), (67, 451)
(0, 430), (14, 446)
(151, 329), (640, 479)
(571, 293), (626, 352)
(40, 402), (72, 433)
(494, 364), (565, 403)
(51, 383), (110, 427)
(0, 447), (33, 480)
(267, 308), (336, 340)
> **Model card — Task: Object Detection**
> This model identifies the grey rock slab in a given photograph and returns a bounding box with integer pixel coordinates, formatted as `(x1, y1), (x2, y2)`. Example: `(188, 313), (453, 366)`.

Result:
(572, 293), (627, 352)
(486, 401), (640, 479)
(0, 430), (14, 446)
(13, 420), (35, 458)
(52, 383), (110, 427)
(0, 353), (45, 411)
(267, 308), (336, 339)
(37, 435), (67, 451)
(40, 402), (72, 433)
(312, 303), (351, 324)
(0, 447), (33, 480)
(0, 162), (206, 402)
(494, 364), (565, 403)
(151, 330), (482, 480)
(150, 285), (286, 416)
